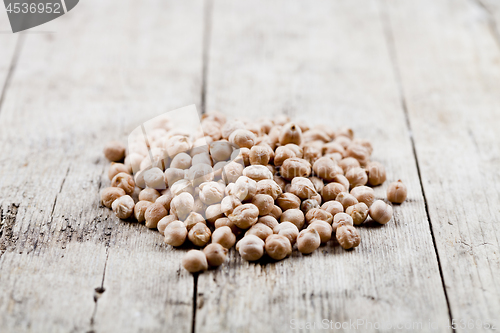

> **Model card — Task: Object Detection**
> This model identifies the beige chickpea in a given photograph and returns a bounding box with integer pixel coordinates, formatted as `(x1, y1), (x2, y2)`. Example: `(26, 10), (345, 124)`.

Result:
(321, 183), (346, 202)
(222, 161), (244, 183)
(369, 200), (393, 224)
(157, 215), (178, 235)
(245, 223), (273, 241)
(303, 144), (322, 165)
(144, 203), (168, 228)
(332, 212), (354, 232)
(338, 157), (360, 174)
(203, 243), (228, 267)
(202, 110), (227, 125)
(213, 161), (227, 180)
(273, 146), (296, 166)
(184, 212), (206, 230)
(307, 220), (333, 243)
(210, 140), (233, 162)
(322, 141), (345, 156)
(312, 157), (342, 182)
(305, 208), (333, 224)
(280, 158), (311, 180)
(134, 200), (153, 223)
(345, 143), (370, 166)
(212, 226), (236, 249)
(170, 152), (192, 170)
(297, 228), (321, 254)
(188, 164), (214, 187)
(214, 217), (242, 236)
(353, 138), (373, 155)
(346, 203), (369, 225)
(156, 190), (174, 211)
(301, 198), (320, 214)
(205, 204), (224, 224)
(273, 222), (299, 245)
(166, 135), (191, 158)
(229, 129), (256, 149)
(249, 145), (272, 165)
(265, 234), (292, 260)
(366, 161), (386, 186)
(139, 188), (160, 202)
(192, 152), (213, 166)
(309, 176), (324, 193)
(170, 192), (195, 221)
(143, 167), (166, 190)
(350, 186), (375, 207)
(333, 135), (352, 149)
(332, 175), (350, 192)
(231, 147), (250, 166)
(232, 176), (257, 202)
(336, 192), (359, 210)
(256, 179), (283, 200)
(111, 172), (136, 195)
(101, 187), (126, 208)
(124, 153), (143, 175)
(199, 181), (225, 205)
(221, 195), (242, 216)
(229, 203), (259, 229)
(336, 224), (361, 249)
(387, 180), (407, 204)
(285, 144), (303, 158)
(243, 165), (273, 182)
(269, 205), (283, 220)
(112, 195), (135, 219)
(289, 177), (317, 200)
(276, 193), (301, 211)
(321, 200), (344, 216)
(257, 215), (279, 230)
(279, 122), (303, 145)
(221, 120), (246, 140)
(104, 141), (126, 162)
(345, 167), (368, 189)
(164, 221), (188, 247)
(251, 194), (274, 216)
(236, 235), (265, 261)
(303, 128), (331, 142)
(188, 222), (212, 247)
(164, 168), (185, 188)
(108, 163), (129, 180)
(182, 250), (208, 273)
(201, 120), (222, 141)
(280, 208), (305, 230)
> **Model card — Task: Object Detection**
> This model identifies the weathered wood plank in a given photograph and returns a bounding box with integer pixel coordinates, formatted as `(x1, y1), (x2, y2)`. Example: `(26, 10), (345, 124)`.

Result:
(0, 0), (204, 332)
(385, 0), (500, 329)
(197, 0), (450, 332)
(0, 13), (18, 101)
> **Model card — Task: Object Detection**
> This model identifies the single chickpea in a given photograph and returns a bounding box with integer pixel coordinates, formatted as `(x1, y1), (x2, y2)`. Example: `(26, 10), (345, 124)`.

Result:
(104, 141), (126, 162)
(301, 198), (320, 214)
(187, 222), (212, 247)
(332, 212), (354, 232)
(245, 223), (273, 241)
(280, 158), (311, 180)
(308, 176), (324, 193)
(366, 161), (387, 186)
(220, 195), (242, 216)
(139, 188), (160, 202)
(192, 152), (213, 166)
(312, 157), (343, 182)
(285, 144), (303, 158)
(184, 212), (206, 230)
(212, 226), (236, 248)
(236, 235), (265, 261)
(303, 144), (322, 165)
(345, 202), (369, 225)
(345, 143), (370, 166)
(265, 234), (292, 260)
(305, 208), (333, 224)
(276, 193), (301, 211)
(182, 250), (208, 273)
(280, 208), (305, 230)
(243, 165), (273, 182)
(311, 194), (322, 206)
(297, 228), (321, 254)
(289, 177), (317, 200)
(157, 215), (178, 235)
(210, 140), (233, 162)
(229, 129), (257, 149)
(269, 205), (283, 220)
(111, 172), (136, 195)
(170, 192), (195, 221)
(387, 180), (407, 204)
(251, 194), (274, 216)
(202, 120), (222, 141)
(256, 179), (283, 200)
(307, 220), (333, 243)
(170, 152), (192, 170)
(164, 221), (188, 247)
(257, 215), (279, 230)
(336, 192), (359, 209)
(222, 161), (244, 183)
(273, 146), (296, 166)
(166, 135), (191, 158)
(108, 163), (129, 180)
(203, 243), (228, 267)
(338, 157), (360, 174)
(321, 200), (344, 216)
(199, 181), (225, 205)
(321, 183), (346, 202)
(205, 204), (224, 224)
(112, 195), (135, 219)
(333, 135), (352, 149)
(345, 167), (368, 189)
(303, 128), (331, 142)
(249, 145), (272, 165)
(350, 186), (375, 207)
(273, 222), (299, 245)
(144, 203), (168, 228)
(229, 203), (259, 229)
(101, 187), (126, 208)
(279, 122), (303, 146)
(353, 139), (373, 155)
(232, 176), (257, 202)
(134, 200), (153, 223)
(336, 224), (361, 249)
(165, 168), (186, 187)
(143, 167), (166, 190)
(332, 174), (350, 192)
(369, 200), (393, 224)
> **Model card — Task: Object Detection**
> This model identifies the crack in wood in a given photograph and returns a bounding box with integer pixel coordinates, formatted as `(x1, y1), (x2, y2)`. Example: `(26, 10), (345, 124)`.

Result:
(89, 248), (110, 333)
(0, 203), (20, 259)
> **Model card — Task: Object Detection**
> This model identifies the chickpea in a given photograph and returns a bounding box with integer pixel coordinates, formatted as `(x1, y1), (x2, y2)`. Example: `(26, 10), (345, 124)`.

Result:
(303, 144), (322, 164)
(250, 194), (274, 216)
(366, 161), (386, 186)
(257, 215), (279, 230)
(108, 162), (129, 180)
(350, 186), (375, 207)
(336, 192), (359, 209)
(285, 144), (303, 158)
(305, 208), (333, 224)
(164, 221), (188, 247)
(143, 167), (166, 190)
(312, 157), (343, 182)
(231, 147), (250, 166)
(221, 120), (246, 139)
(322, 141), (345, 156)
(245, 223), (273, 241)
(222, 161), (244, 183)
(182, 250), (208, 273)
(203, 243), (228, 267)
(188, 222), (212, 247)
(104, 141), (126, 162)
(280, 208), (305, 230)
(101, 187), (126, 208)
(202, 120), (222, 141)
(112, 195), (135, 219)
(199, 181), (225, 205)
(170, 192), (195, 220)
(345, 143), (370, 166)
(303, 128), (331, 142)
(209, 140), (233, 162)
(265, 234), (292, 260)
(111, 172), (136, 195)
(346, 202), (369, 225)
(276, 193), (301, 211)
(309, 176), (324, 193)
(205, 204), (224, 224)
(387, 180), (407, 204)
(124, 153), (143, 174)
(192, 152), (213, 166)
(332, 174), (350, 192)
(345, 167), (368, 189)
(166, 135), (191, 157)
(336, 224), (361, 249)
(255, 179), (283, 200)
(321, 200), (344, 216)
(165, 168), (186, 187)
(243, 165), (273, 182)
(144, 203), (168, 228)
(269, 205), (283, 220)
(170, 152), (192, 170)
(229, 203), (259, 229)
(157, 215), (178, 235)
(184, 212), (206, 230)
(212, 226), (236, 248)
(229, 129), (256, 149)
(307, 220), (333, 243)
(220, 195), (241, 216)
(139, 188), (160, 202)
(289, 177), (317, 200)
(332, 212), (354, 232)
(280, 158), (311, 180)
(297, 228), (321, 254)
(353, 138), (373, 155)
(338, 157), (360, 174)
(369, 200), (393, 224)
(232, 176), (257, 202)
(156, 190), (174, 211)
(273, 146), (296, 166)
(134, 200), (153, 223)
(188, 164), (214, 187)
(279, 122), (303, 146)
(236, 235), (265, 261)
(273, 222), (299, 245)
(249, 145), (272, 165)
(321, 183), (346, 202)
(300, 198), (320, 214)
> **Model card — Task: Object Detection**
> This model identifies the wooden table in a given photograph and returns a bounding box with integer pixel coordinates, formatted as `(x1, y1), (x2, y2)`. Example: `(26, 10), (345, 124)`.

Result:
(0, 0), (499, 332)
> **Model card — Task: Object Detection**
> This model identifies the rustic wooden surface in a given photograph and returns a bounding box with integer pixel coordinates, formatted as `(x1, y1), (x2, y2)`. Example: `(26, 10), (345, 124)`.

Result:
(0, 0), (499, 332)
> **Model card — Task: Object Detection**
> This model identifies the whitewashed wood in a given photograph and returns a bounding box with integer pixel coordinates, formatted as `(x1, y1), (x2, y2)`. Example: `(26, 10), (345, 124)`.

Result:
(198, 1), (450, 332)
(0, 12), (18, 99)
(385, 0), (500, 330)
(0, 0), (204, 332)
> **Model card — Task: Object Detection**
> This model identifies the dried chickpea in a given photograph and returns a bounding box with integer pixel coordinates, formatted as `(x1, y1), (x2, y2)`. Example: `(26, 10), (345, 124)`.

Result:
(303, 128), (330, 142)
(345, 143), (370, 166)
(269, 205), (282, 219)
(164, 221), (188, 247)
(188, 164), (214, 187)
(346, 202), (369, 225)
(199, 181), (225, 205)
(312, 157), (342, 182)
(321, 183), (346, 202)
(232, 176), (257, 202)
(332, 174), (350, 192)
(301, 198), (320, 214)
(202, 121), (222, 141)
(192, 152), (212, 166)
(387, 180), (407, 204)
(210, 140), (233, 162)
(229, 129), (256, 149)
(309, 176), (324, 193)
(353, 138), (373, 155)
(279, 122), (303, 146)
(249, 145), (272, 165)
(229, 203), (259, 229)
(305, 208), (333, 224)
(350, 186), (375, 207)
(231, 147), (250, 166)
(245, 223), (273, 241)
(108, 162), (129, 180)
(165, 168), (186, 187)
(338, 157), (360, 174)
(144, 167), (166, 190)
(166, 135), (191, 157)
(203, 243), (228, 267)
(236, 235), (265, 261)
(332, 213), (354, 232)
(221, 120), (246, 140)
(243, 165), (273, 182)
(307, 220), (333, 243)
(221, 195), (242, 216)
(170, 192), (194, 221)
(112, 195), (135, 219)
(345, 167), (368, 189)
(273, 222), (299, 245)
(322, 141), (345, 156)
(222, 161), (244, 183)
(156, 190), (174, 211)
(101, 187), (126, 208)
(157, 215), (178, 235)
(212, 226), (236, 249)
(336, 192), (359, 209)
(170, 152), (192, 169)
(145, 203), (168, 228)
(139, 188), (160, 202)
(297, 228), (321, 254)
(184, 212), (206, 230)
(265, 234), (292, 260)
(111, 172), (135, 195)
(289, 177), (317, 200)
(369, 200), (393, 224)
(280, 158), (311, 180)
(336, 224), (361, 249)
(257, 215), (279, 230)
(134, 200), (153, 223)
(285, 144), (303, 158)
(276, 193), (301, 211)
(188, 222), (212, 247)
(280, 209), (305, 230)
(366, 161), (386, 186)
(333, 135), (352, 149)
(104, 141), (126, 162)
(182, 250), (208, 273)
(303, 144), (322, 164)
(321, 200), (344, 216)
(251, 194), (274, 216)
(273, 146), (296, 166)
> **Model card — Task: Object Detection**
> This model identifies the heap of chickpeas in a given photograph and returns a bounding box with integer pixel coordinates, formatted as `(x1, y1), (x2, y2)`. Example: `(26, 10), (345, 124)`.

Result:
(100, 112), (407, 273)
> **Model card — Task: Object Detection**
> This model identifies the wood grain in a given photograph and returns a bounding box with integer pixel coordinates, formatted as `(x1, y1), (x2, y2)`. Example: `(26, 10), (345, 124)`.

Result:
(385, 0), (500, 329)
(0, 0), (204, 332)
(197, 0), (450, 332)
